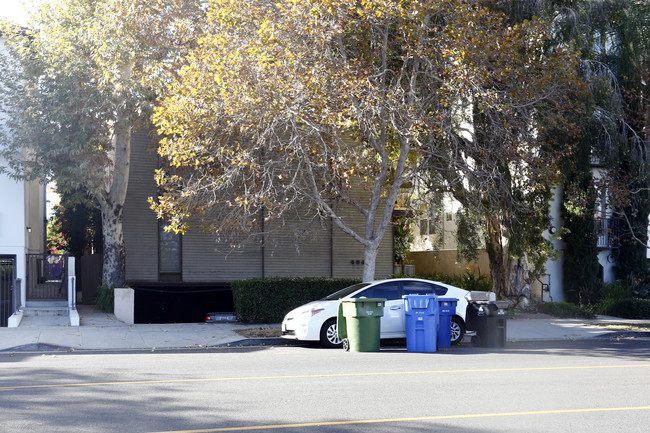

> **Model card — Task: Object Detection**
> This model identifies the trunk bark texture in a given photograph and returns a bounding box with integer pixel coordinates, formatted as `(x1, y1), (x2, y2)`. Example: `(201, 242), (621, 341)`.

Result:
(96, 112), (132, 288)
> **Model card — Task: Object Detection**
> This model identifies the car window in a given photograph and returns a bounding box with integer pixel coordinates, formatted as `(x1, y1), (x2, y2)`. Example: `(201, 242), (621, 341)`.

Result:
(353, 282), (401, 300)
(402, 280), (448, 296)
(323, 283), (370, 300)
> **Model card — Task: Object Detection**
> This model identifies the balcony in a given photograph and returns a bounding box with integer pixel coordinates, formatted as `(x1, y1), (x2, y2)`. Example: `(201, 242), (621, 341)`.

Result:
(596, 218), (619, 249)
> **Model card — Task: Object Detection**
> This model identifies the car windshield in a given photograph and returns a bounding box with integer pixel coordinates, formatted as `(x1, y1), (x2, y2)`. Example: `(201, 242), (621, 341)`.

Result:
(322, 283), (371, 300)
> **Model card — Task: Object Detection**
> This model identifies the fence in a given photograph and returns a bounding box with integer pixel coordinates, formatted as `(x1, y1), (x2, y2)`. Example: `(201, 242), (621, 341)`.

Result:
(26, 254), (68, 301)
(1, 256), (17, 327)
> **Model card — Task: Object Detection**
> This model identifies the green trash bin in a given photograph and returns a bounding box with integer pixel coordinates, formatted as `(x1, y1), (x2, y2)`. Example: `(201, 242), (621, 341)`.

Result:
(337, 298), (385, 352)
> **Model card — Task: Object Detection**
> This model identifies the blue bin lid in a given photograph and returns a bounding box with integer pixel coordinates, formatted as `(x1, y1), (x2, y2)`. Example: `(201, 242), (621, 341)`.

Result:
(403, 294), (437, 309)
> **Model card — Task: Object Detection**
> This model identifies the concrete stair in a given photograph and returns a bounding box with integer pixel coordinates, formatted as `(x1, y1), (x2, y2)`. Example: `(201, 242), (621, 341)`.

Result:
(15, 301), (80, 327)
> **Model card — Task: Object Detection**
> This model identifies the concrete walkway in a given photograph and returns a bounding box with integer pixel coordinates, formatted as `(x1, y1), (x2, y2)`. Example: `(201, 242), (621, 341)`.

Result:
(0, 305), (268, 351)
(0, 305), (648, 352)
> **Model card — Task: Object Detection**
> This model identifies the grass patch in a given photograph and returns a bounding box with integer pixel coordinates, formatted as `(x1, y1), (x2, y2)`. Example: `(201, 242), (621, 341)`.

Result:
(588, 323), (650, 332)
(234, 327), (282, 338)
(542, 302), (596, 319)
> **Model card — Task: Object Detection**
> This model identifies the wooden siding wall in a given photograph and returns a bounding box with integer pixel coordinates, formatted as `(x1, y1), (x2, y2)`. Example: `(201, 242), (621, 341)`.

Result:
(263, 208), (332, 277)
(123, 131), (159, 282)
(123, 133), (394, 283)
(331, 189), (394, 279)
(182, 230), (263, 282)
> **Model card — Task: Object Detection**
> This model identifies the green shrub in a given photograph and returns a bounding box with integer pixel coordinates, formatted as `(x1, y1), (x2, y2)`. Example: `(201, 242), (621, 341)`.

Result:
(414, 271), (493, 292)
(596, 281), (630, 314)
(232, 277), (360, 323)
(603, 298), (650, 319)
(95, 285), (114, 313)
(543, 302), (596, 319)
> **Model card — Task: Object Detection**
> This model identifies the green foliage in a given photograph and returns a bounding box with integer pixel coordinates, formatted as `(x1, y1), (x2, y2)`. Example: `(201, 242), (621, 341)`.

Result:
(561, 136), (600, 305)
(232, 277), (360, 323)
(455, 210), (481, 263)
(95, 285), (114, 313)
(542, 302), (596, 319)
(603, 298), (650, 319)
(47, 218), (69, 255)
(415, 271), (493, 293)
(626, 274), (650, 299)
(393, 218), (415, 263)
(52, 188), (103, 257)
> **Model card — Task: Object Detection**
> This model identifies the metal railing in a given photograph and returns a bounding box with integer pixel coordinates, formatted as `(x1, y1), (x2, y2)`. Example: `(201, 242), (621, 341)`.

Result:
(1, 257), (17, 327)
(596, 218), (619, 249)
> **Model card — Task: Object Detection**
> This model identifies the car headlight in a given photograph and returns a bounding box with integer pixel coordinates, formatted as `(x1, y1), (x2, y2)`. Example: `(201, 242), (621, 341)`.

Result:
(302, 308), (324, 317)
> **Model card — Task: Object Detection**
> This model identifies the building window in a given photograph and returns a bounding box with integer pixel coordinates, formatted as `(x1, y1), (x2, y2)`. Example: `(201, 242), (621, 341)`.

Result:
(419, 219), (437, 236)
(159, 223), (181, 281)
(419, 219), (428, 236)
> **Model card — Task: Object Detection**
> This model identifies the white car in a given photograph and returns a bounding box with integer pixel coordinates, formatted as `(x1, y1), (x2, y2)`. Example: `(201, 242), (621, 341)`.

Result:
(281, 278), (472, 348)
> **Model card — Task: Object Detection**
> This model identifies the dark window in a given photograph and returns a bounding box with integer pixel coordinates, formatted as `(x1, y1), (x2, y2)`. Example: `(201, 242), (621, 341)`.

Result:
(323, 283), (370, 300)
(419, 219), (428, 236)
(159, 223), (181, 281)
(354, 282), (401, 300)
(402, 280), (448, 296)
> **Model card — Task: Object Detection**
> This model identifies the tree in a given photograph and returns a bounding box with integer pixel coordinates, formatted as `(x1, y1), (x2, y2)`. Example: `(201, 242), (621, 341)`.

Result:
(416, 2), (582, 301)
(0, 0), (203, 288)
(550, 0), (650, 289)
(153, 0), (580, 283)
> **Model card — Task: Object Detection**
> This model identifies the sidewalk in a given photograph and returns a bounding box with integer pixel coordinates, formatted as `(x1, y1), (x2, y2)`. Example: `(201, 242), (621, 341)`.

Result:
(0, 305), (267, 352)
(0, 305), (647, 352)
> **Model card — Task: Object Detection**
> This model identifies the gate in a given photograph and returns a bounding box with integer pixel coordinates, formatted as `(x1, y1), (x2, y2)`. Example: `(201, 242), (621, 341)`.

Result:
(1, 256), (17, 327)
(26, 254), (68, 301)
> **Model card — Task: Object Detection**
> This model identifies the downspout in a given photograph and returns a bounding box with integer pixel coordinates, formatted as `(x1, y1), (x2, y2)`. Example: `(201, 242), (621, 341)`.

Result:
(330, 216), (334, 278)
(43, 181), (47, 255)
(261, 207), (265, 278)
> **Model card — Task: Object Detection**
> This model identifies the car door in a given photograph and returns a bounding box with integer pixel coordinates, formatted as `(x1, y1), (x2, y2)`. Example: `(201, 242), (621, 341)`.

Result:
(353, 281), (404, 338)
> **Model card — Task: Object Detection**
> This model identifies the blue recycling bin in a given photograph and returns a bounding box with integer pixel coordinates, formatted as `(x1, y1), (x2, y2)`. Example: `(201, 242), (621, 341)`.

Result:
(437, 298), (458, 348)
(403, 294), (438, 352)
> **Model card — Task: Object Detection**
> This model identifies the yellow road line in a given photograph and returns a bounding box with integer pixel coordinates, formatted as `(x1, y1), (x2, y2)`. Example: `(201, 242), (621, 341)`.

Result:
(147, 406), (650, 433)
(1, 364), (649, 392)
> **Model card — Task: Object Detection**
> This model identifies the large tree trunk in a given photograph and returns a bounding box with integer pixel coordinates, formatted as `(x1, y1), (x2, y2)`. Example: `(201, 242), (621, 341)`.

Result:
(485, 217), (533, 304)
(485, 217), (508, 298)
(99, 200), (126, 288)
(507, 257), (532, 308)
(362, 244), (379, 283)
(95, 111), (132, 288)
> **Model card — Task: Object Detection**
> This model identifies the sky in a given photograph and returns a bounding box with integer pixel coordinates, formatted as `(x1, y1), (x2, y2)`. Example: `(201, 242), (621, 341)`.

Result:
(0, 1), (45, 25)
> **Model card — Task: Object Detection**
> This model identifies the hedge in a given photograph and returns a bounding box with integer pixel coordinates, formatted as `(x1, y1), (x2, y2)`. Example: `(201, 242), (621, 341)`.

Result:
(231, 277), (360, 323)
(604, 298), (650, 319)
(542, 302), (596, 319)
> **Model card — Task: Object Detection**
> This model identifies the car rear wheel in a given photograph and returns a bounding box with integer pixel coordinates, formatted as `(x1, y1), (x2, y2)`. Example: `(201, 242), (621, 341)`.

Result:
(450, 316), (465, 345)
(320, 318), (343, 348)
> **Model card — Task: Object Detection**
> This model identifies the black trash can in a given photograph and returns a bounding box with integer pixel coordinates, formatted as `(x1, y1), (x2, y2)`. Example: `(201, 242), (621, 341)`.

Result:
(468, 301), (507, 347)
(495, 301), (509, 347)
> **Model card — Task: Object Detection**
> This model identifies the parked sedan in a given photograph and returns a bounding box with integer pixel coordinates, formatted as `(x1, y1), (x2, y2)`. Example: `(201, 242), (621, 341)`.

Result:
(281, 278), (471, 348)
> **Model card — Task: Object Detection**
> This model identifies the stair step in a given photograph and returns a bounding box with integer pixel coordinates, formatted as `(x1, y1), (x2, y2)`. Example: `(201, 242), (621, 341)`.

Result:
(22, 307), (71, 317)
(25, 301), (68, 308)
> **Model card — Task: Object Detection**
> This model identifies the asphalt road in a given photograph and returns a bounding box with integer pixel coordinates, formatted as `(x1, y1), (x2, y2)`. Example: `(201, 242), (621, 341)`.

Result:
(1, 335), (650, 433)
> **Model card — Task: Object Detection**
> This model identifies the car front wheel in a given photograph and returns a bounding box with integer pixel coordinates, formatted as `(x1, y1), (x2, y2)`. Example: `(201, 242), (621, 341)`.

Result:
(320, 318), (343, 348)
(450, 316), (466, 345)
